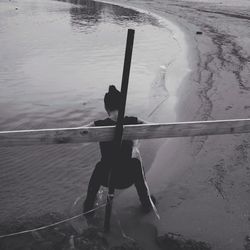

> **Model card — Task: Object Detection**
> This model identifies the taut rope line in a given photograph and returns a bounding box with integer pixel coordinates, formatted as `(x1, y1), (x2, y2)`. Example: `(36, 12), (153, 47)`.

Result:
(0, 203), (106, 239)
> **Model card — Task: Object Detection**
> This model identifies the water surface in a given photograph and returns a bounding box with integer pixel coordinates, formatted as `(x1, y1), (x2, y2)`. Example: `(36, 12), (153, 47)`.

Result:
(0, 0), (179, 131)
(0, 0), (183, 223)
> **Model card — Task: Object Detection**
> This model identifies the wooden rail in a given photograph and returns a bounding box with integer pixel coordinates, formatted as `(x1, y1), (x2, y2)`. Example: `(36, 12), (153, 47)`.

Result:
(1, 118), (250, 147)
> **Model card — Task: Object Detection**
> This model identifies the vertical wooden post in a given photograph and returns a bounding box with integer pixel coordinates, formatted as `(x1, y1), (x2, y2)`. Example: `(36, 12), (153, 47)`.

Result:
(104, 29), (135, 232)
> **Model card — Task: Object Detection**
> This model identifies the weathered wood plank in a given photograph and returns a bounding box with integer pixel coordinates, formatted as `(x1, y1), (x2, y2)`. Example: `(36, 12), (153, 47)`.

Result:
(1, 118), (250, 147)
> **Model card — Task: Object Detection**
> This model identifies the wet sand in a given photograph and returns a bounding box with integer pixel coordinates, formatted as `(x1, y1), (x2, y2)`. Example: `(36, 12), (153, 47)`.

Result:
(109, 0), (250, 249)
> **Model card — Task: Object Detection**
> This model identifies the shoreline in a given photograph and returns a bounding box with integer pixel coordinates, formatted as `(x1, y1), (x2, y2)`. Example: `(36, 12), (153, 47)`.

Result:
(99, 0), (195, 123)
(106, 1), (204, 249)
(110, 0), (250, 250)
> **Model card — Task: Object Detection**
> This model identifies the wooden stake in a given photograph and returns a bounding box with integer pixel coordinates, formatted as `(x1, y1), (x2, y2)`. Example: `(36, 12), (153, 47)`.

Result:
(3, 119), (250, 146)
(104, 29), (135, 232)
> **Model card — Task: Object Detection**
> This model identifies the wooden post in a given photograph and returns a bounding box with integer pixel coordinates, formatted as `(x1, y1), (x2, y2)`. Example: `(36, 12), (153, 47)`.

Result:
(3, 119), (250, 146)
(104, 29), (135, 232)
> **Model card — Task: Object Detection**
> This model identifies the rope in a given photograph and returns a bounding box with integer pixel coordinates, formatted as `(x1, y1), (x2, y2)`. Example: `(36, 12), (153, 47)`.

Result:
(0, 203), (106, 239)
(147, 61), (175, 119)
(147, 98), (168, 118)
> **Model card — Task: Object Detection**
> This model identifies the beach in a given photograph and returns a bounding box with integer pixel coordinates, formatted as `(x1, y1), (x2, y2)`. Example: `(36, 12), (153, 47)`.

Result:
(1, 0), (250, 249)
(108, 0), (250, 249)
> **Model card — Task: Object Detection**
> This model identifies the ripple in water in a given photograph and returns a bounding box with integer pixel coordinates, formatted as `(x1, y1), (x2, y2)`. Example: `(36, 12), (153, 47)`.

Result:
(0, 0), (181, 223)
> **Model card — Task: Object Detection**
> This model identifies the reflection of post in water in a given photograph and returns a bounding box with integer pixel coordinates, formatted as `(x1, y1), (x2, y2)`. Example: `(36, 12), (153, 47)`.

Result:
(62, 0), (161, 31)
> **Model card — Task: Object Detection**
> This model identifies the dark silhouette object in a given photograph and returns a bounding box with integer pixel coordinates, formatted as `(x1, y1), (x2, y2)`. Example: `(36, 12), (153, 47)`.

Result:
(196, 31), (203, 35)
(84, 29), (155, 232)
(83, 86), (154, 220)
(103, 28), (134, 232)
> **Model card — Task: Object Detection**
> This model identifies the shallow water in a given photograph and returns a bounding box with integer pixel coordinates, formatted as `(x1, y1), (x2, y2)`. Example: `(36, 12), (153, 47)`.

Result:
(0, 0), (183, 223)
(0, 0), (179, 131)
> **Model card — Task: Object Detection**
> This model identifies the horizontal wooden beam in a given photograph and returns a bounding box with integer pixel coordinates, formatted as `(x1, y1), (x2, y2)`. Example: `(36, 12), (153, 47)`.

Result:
(1, 118), (250, 147)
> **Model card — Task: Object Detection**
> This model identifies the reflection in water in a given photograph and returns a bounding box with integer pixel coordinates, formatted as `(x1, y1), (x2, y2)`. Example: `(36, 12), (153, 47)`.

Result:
(69, 1), (102, 32)
(59, 0), (161, 32)
(0, 0), (183, 239)
(0, 0), (177, 132)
